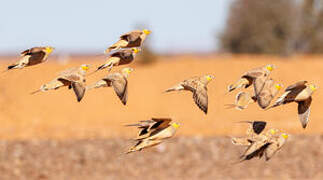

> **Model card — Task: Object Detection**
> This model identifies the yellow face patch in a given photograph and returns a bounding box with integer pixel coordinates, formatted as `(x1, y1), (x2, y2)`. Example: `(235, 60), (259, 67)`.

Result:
(309, 84), (317, 91)
(81, 65), (89, 71)
(270, 129), (277, 135)
(45, 47), (54, 54)
(281, 133), (288, 139)
(124, 68), (133, 74)
(143, 29), (151, 35)
(266, 65), (274, 71)
(275, 84), (282, 90)
(206, 75), (213, 81)
(171, 122), (180, 129)
(132, 48), (140, 54)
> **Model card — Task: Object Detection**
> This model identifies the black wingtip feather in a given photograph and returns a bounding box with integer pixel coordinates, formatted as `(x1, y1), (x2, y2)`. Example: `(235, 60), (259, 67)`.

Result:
(7, 65), (16, 70)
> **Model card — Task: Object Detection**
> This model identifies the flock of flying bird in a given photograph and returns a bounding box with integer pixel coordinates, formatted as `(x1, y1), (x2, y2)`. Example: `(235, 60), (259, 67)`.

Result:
(3, 29), (318, 162)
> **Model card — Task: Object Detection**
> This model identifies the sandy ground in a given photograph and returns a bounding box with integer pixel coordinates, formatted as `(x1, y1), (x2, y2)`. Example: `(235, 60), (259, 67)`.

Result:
(0, 55), (322, 139)
(0, 136), (322, 180)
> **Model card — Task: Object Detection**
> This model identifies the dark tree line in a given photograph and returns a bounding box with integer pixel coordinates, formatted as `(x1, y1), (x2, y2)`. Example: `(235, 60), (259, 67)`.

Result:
(219, 0), (323, 55)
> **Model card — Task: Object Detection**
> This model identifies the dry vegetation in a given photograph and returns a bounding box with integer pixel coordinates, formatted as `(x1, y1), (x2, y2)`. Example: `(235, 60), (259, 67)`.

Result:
(0, 136), (322, 179)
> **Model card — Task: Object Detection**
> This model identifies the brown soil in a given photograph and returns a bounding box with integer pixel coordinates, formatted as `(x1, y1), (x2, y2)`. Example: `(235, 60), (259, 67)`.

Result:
(0, 136), (322, 180)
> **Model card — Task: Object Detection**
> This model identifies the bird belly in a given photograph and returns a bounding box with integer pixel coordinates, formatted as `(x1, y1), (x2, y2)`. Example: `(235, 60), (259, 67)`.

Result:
(294, 90), (311, 101)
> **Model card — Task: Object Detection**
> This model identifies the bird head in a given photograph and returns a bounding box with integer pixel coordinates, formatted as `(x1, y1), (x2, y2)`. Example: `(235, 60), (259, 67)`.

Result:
(81, 64), (90, 71)
(281, 133), (289, 139)
(122, 67), (134, 75)
(309, 84), (318, 91)
(45, 46), (54, 54)
(266, 64), (275, 71)
(270, 128), (278, 135)
(275, 84), (283, 91)
(205, 75), (215, 82)
(143, 29), (151, 35)
(131, 48), (140, 54)
(171, 122), (180, 129)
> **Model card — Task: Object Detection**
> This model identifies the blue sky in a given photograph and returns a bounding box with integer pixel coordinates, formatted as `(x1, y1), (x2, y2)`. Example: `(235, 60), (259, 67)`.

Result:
(0, 0), (232, 54)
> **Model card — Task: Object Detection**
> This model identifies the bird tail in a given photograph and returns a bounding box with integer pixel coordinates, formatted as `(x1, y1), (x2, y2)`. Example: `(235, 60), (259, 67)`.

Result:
(224, 104), (237, 109)
(234, 121), (253, 124)
(224, 104), (244, 111)
(124, 123), (142, 127)
(164, 85), (184, 93)
(30, 89), (41, 95)
(227, 84), (236, 93)
(124, 148), (136, 155)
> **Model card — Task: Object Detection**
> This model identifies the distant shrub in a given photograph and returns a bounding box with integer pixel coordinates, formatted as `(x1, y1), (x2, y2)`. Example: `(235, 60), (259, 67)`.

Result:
(219, 0), (323, 55)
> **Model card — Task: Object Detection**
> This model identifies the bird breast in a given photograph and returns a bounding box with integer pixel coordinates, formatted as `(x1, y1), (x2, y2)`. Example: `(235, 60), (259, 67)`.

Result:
(294, 88), (312, 101)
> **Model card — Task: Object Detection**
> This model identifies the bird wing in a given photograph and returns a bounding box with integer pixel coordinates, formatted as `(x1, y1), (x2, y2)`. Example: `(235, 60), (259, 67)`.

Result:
(192, 85), (208, 114)
(20, 47), (43, 56)
(137, 118), (172, 140)
(241, 141), (271, 161)
(120, 31), (141, 42)
(297, 97), (312, 129)
(111, 50), (133, 64)
(71, 82), (86, 102)
(252, 121), (267, 135)
(257, 79), (275, 109)
(104, 74), (128, 105)
(285, 81), (307, 92)
(264, 142), (279, 161)
(150, 118), (172, 130)
(27, 51), (46, 65)
(125, 120), (155, 138)
(231, 137), (252, 146)
(58, 74), (81, 83)
(243, 66), (266, 79)
(253, 75), (268, 97)
(239, 121), (266, 136)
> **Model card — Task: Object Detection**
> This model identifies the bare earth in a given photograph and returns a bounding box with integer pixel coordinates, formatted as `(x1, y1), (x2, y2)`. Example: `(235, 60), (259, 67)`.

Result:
(0, 136), (322, 180)
(0, 55), (323, 179)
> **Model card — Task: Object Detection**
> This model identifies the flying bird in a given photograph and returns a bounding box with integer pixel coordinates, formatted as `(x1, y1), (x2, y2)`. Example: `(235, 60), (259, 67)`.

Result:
(256, 79), (282, 109)
(238, 132), (288, 162)
(227, 64), (275, 96)
(267, 81), (317, 129)
(31, 64), (89, 102)
(125, 118), (180, 154)
(263, 133), (289, 161)
(6, 46), (54, 71)
(164, 75), (215, 114)
(105, 29), (151, 54)
(86, 67), (133, 105)
(92, 48), (140, 74)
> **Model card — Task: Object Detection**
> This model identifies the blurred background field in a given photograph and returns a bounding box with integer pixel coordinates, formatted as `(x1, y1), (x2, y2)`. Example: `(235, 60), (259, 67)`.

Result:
(2, 0), (323, 179)
(0, 55), (323, 140)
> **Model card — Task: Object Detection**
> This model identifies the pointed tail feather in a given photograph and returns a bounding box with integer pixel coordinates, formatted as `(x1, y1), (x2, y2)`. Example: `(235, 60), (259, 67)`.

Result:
(224, 104), (237, 109)
(164, 85), (184, 93)
(227, 84), (235, 93)
(234, 121), (253, 124)
(124, 123), (142, 127)
(30, 89), (41, 95)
